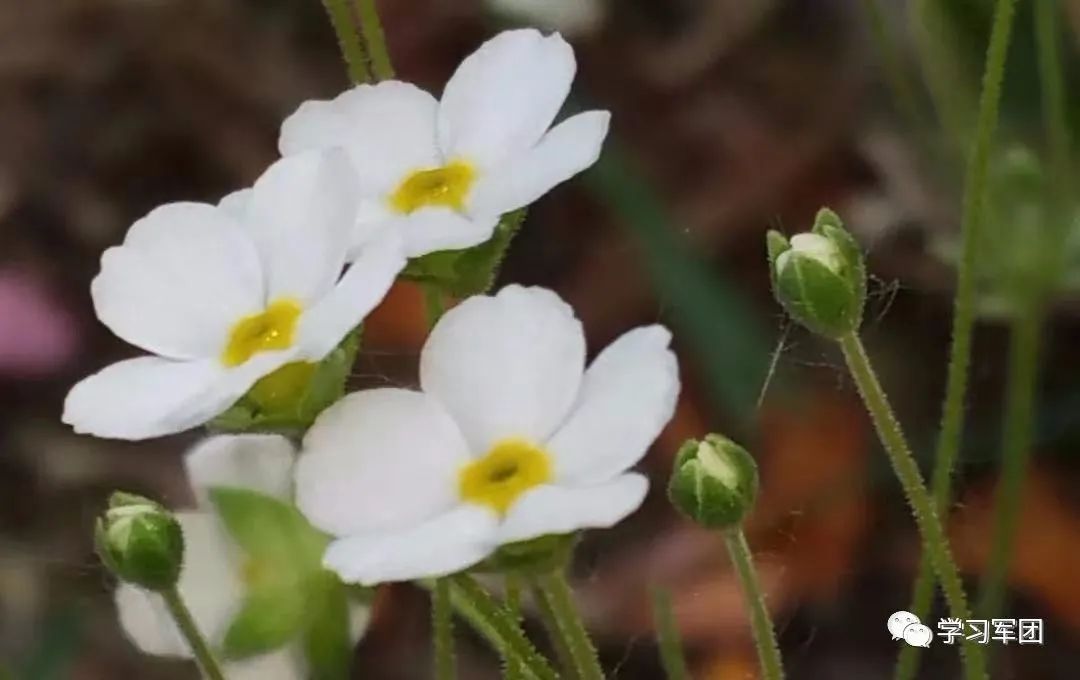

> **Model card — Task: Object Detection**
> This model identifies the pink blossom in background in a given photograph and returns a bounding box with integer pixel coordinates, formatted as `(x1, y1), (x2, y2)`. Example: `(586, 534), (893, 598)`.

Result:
(0, 266), (79, 378)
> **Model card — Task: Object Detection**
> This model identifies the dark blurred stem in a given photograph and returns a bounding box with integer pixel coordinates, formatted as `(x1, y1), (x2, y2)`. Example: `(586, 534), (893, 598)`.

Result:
(505, 576), (526, 680)
(532, 572), (604, 680)
(723, 529), (784, 680)
(321, 0), (375, 83)
(860, 0), (925, 127)
(161, 587), (226, 680)
(651, 586), (691, 680)
(838, 333), (986, 680)
(978, 308), (1043, 619)
(433, 578), (457, 680)
(354, 0), (395, 80)
(1034, 0), (1071, 183)
(909, 0), (975, 144)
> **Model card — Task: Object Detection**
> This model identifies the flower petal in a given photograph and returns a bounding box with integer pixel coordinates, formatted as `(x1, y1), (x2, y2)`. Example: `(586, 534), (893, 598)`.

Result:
(497, 473), (648, 544)
(396, 208), (499, 258)
(468, 110), (609, 217)
(221, 650), (306, 680)
(184, 434), (297, 505)
(296, 231), (405, 359)
(438, 29), (575, 168)
(63, 351), (296, 440)
(548, 326), (679, 484)
(296, 388), (471, 536)
(420, 285), (585, 452)
(91, 203), (263, 359)
(279, 82), (440, 196)
(244, 150), (358, 304)
(114, 512), (240, 657)
(322, 505), (499, 585)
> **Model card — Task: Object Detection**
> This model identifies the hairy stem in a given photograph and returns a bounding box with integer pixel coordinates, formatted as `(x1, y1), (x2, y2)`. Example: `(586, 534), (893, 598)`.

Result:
(161, 587), (226, 680)
(354, 0), (394, 80)
(651, 586), (690, 680)
(838, 333), (986, 680)
(433, 578), (457, 680)
(723, 529), (784, 680)
(532, 572), (604, 680)
(321, 0), (375, 83)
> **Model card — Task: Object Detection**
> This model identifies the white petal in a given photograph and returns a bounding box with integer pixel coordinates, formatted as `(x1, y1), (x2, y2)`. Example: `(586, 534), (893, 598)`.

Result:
(63, 351), (296, 440)
(323, 505), (498, 585)
(438, 29), (575, 168)
(219, 188), (253, 221)
(468, 111), (609, 217)
(296, 388), (471, 536)
(184, 434), (297, 505)
(115, 512), (241, 657)
(497, 473), (648, 544)
(92, 203), (263, 359)
(420, 285), (585, 452)
(395, 208), (499, 258)
(245, 151), (358, 304)
(222, 649), (306, 680)
(279, 82), (440, 196)
(296, 231), (405, 359)
(548, 326), (679, 484)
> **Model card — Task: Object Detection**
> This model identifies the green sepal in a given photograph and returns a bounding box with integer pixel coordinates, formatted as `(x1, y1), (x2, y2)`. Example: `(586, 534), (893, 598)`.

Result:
(765, 230), (791, 266)
(401, 209), (526, 296)
(222, 584), (307, 658)
(472, 533), (576, 576)
(774, 254), (859, 338)
(95, 492), (184, 591)
(302, 577), (354, 680)
(668, 435), (759, 530)
(209, 329), (360, 436)
(208, 488), (328, 574)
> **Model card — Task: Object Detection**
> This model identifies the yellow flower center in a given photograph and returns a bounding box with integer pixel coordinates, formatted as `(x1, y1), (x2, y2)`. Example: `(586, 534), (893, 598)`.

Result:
(221, 299), (302, 367)
(459, 439), (552, 516)
(389, 161), (476, 214)
(248, 361), (317, 411)
(240, 558), (271, 587)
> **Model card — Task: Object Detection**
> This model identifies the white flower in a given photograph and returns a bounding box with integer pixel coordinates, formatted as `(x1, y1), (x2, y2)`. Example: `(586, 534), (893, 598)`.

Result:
(115, 435), (370, 679)
(279, 29), (610, 259)
(63, 150), (406, 440)
(295, 285), (679, 584)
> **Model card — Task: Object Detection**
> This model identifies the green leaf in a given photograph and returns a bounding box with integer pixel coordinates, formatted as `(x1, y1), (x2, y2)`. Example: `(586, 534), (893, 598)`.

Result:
(298, 329), (361, 422)
(222, 584), (307, 659)
(402, 209), (526, 296)
(303, 578), (354, 680)
(208, 488), (328, 573)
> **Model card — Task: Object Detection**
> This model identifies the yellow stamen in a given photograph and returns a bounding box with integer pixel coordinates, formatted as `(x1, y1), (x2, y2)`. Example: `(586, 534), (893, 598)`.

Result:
(221, 299), (302, 367)
(389, 161), (476, 214)
(459, 438), (552, 516)
(248, 361), (317, 412)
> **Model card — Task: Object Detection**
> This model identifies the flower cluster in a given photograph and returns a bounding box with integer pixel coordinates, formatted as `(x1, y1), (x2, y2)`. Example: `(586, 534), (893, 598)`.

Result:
(69, 29), (679, 677)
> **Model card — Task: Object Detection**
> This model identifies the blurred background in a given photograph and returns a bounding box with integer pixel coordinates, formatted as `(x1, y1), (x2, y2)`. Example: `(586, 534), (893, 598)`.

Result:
(1, 0), (1079, 677)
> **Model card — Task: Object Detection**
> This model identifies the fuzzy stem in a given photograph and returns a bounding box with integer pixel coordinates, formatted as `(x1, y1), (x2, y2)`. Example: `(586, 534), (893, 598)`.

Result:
(896, 2), (1019, 677)
(353, 0), (394, 80)
(860, 0), (925, 127)
(433, 578), (457, 680)
(651, 586), (690, 680)
(531, 579), (579, 678)
(838, 333), (986, 680)
(161, 587), (226, 680)
(321, 0), (374, 83)
(978, 308), (1043, 619)
(505, 576), (527, 680)
(723, 529), (784, 680)
(532, 572), (604, 680)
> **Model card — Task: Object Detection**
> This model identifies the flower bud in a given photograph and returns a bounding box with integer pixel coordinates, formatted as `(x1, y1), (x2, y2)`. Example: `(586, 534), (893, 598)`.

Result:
(767, 208), (866, 339)
(668, 434), (759, 530)
(95, 491), (184, 591)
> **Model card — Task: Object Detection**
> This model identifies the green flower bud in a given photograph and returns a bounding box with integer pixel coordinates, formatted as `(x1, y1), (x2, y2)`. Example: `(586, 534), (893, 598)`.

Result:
(668, 434), (759, 530)
(95, 491), (184, 591)
(767, 208), (866, 338)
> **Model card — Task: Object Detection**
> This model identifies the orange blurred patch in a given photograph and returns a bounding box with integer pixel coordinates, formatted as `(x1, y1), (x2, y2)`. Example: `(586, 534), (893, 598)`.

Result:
(361, 281), (430, 350)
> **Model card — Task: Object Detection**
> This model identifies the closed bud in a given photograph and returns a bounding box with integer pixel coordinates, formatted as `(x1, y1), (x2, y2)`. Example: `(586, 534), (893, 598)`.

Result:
(667, 434), (759, 530)
(95, 491), (184, 591)
(767, 208), (866, 338)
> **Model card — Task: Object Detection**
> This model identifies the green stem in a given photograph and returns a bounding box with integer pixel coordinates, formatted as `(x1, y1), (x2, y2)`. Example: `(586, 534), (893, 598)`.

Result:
(447, 575), (559, 680)
(978, 308), (1043, 619)
(909, 0), (976, 144)
(161, 587), (226, 680)
(838, 333), (986, 680)
(897, 3), (1019, 678)
(531, 580), (581, 678)
(651, 586), (690, 680)
(354, 0), (395, 80)
(1034, 0), (1071, 183)
(532, 572), (605, 680)
(505, 576), (526, 680)
(321, 0), (374, 84)
(723, 529), (784, 680)
(433, 578), (457, 680)
(860, 0), (925, 127)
